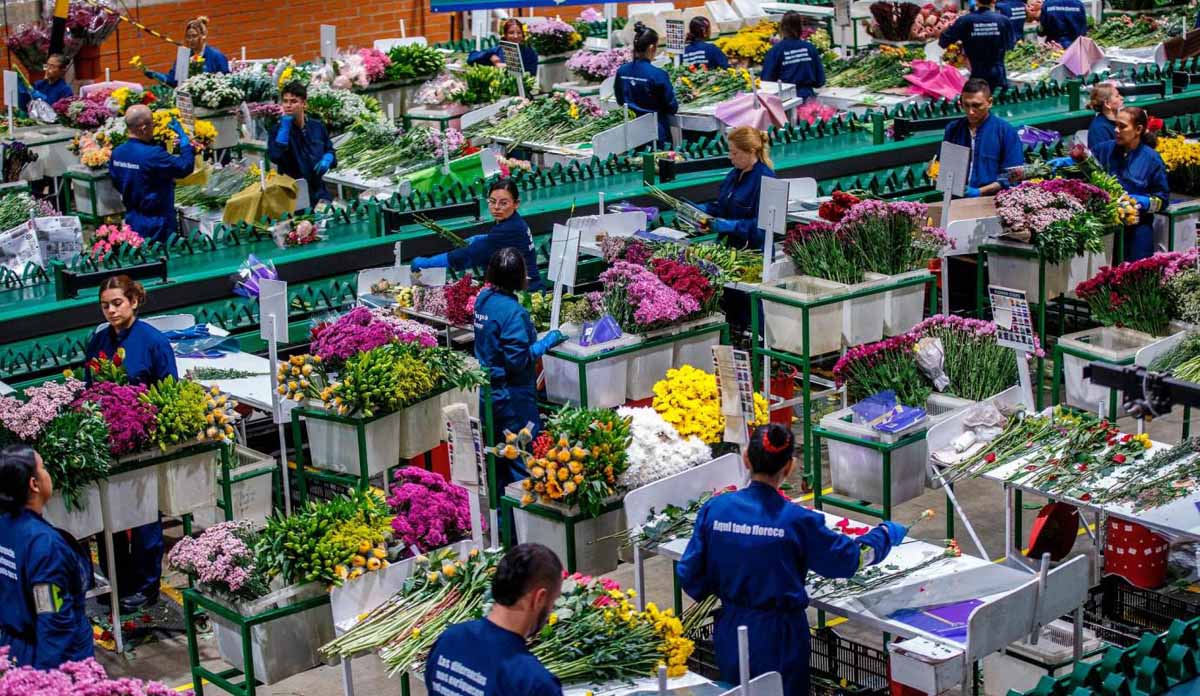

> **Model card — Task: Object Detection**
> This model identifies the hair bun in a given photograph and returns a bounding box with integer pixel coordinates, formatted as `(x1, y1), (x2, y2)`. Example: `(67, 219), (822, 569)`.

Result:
(634, 21), (647, 34)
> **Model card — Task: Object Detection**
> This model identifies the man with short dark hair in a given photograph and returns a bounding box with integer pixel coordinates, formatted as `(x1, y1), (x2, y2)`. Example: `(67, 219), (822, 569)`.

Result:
(942, 79), (1023, 197)
(109, 104), (195, 243)
(267, 80), (336, 204)
(425, 544), (564, 696)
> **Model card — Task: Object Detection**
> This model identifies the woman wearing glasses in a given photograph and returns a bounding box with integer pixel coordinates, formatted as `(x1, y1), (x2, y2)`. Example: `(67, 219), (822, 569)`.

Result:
(411, 179), (546, 291)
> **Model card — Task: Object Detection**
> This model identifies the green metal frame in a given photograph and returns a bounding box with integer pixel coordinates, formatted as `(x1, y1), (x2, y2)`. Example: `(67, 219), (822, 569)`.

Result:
(183, 587), (331, 696)
(542, 321), (731, 409)
(809, 424), (929, 524)
(215, 446), (278, 522)
(62, 167), (112, 226)
(1049, 341), (1131, 419)
(749, 273), (938, 491)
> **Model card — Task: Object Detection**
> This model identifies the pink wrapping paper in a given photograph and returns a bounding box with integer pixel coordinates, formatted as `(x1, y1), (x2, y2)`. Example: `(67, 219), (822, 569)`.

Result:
(1058, 37), (1104, 76)
(714, 92), (787, 130)
(905, 60), (967, 100)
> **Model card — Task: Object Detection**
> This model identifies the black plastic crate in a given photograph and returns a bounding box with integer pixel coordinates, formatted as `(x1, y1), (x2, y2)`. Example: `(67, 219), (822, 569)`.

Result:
(685, 612), (887, 695)
(1099, 575), (1200, 635)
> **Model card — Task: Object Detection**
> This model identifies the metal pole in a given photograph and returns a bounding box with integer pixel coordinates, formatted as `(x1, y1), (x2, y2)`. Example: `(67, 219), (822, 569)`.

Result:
(267, 314), (292, 516)
(633, 545), (647, 611)
(738, 625), (751, 692)
(1029, 552), (1051, 645)
(929, 466), (987, 559)
(657, 665), (668, 693)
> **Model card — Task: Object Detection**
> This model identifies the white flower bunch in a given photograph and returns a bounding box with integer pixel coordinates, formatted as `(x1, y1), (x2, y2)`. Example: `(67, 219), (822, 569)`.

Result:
(179, 73), (246, 110)
(617, 406), (711, 490)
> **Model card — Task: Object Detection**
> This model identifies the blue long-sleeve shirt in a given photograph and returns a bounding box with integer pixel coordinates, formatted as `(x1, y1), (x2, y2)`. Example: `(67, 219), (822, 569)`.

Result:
(760, 38), (825, 98)
(682, 41), (729, 69)
(708, 160), (776, 249)
(467, 44), (540, 75)
(268, 115), (336, 203)
(995, 0), (1028, 48)
(943, 113), (1024, 190)
(1093, 140), (1169, 215)
(18, 78), (73, 112)
(448, 212), (544, 290)
(163, 45), (230, 87)
(426, 618), (561, 696)
(109, 138), (195, 244)
(85, 318), (178, 387)
(939, 9), (1014, 90)
(0, 510), (93, 670)
(473, 287), (538, 392)
(1087, 113), (1116, 148)
(615, 58), (678, 145)
(1039, 0), (1088, 47)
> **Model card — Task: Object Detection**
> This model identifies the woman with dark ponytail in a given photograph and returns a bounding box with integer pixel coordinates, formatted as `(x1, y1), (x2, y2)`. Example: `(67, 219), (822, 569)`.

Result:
(681, 16), (729, 70)
(0, 446), (93, 669)
(1091, 106), (1169, 260)
(615, 23), (678, 148)
(677, 424), (905, 693)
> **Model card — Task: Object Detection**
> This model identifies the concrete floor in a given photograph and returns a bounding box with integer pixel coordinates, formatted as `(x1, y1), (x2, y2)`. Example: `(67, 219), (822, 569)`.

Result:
(95, 406), (1196, 696)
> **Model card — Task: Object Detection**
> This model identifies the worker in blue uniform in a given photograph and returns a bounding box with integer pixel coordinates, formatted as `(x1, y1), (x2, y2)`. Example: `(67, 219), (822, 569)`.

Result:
(760, 12), (825, 98)
(0, 445), (93, 670)
(411, 179), (546, 291)
(427, 544), (563, 696)
(468, 18), (539, 75)
(1038, 0), (1088, 48)
(268, 80), (336, 205)
(939, 0), (1013, 92)
(469, 248), (565, 488)
(943, 79), (1024, 197)
(677, 425), (905, 694)
(1090, 107), (1169, 260)
(995, 0), (1028, 48)
(145, 16), (230, 86)
(18, 53), (73, 112)
(85, 275), (178, 613)
(1085, 82), (1122, 147)
(703, 126), (776, 248)
(682, 17), (729, 70)
(108, 105), (195, 245)
(615, 24), (678, 149)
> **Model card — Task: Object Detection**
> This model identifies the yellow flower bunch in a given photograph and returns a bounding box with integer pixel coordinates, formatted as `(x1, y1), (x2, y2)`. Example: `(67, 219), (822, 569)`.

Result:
(279, 66), (295, 89)
(201, 384), (240, 443)
(1117, 194), (1139, 225)
(715, 21), (777, 63)
(128, 55), (145, 70)
(150, 109), (217, 153)
(645, 602), (693, 677)
(519, 435), (592, 506)
(652, 365), (769, 444)
(330, 522), (393, 582)
(1157, 135), (1200, 171)
(276, 354), (327, 403)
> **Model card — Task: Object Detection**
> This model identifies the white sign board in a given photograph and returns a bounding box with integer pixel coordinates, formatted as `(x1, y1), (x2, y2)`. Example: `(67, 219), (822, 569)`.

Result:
(499, 41), (525, 74)
(33, 216), (83, 263)
(445, 403), (483, 486)
(2, 71), (17, 110)
(664, 18), (686, 53)
(548, 223), (583, 288)
(988, 285), (1036, 352)
(834, 0), (851, 27)
(593, 112), (658, 159)
(258, 278), (288, 343)
(0, 222), (43, 275)
(937, 141), (971, 197)
(174, 47), (191, 85)
(479, 147), (501, 178)
(175, 91), (195, 131)
(356, 265), (410, 297)
(320, 25), (338, 61)
(757, 177), (790, 282)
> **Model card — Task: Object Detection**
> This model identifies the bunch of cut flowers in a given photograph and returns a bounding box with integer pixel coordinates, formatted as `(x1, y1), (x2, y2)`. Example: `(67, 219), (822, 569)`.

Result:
(566, 46), (631, 83)
(87, 223), (143, 263)
(994, 179), (1107, 265)
(594, 257), (720, 333)
(72, 381), (157, 457)
(467, 92), (621, 146)
(387, 466), (476, 555)
(670, 65), (758, 106)
(309, 306), (437, 368)
(652, 364), (769, 444)
(1075, 250), (1198, 336)
(714, 21), (777, 64)
(0, 647), (188, 695)
(616, 406), (711, 489)
(139, 377), (240, 450)
(51, 94), (113, 129)
(835, 198), (952, 275)
(385, 44), (446, 82)
(1157, 135), (1200, 196)
(168, 520), (270, 601)
(526, 18), (584, 55)
(177, 72), (246, 110)
(450, 66), (536, 106)
(305, 83), (384, 134)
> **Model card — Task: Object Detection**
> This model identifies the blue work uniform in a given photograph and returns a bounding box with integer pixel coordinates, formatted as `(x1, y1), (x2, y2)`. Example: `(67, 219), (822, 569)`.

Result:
(163, 45), (230, 86)
(85, 319), (177, 602)
(268, 116), (336, 204)
(706, 161), (776, 249)
(426, 618), (562, 696)
(682, 41), (730, 69)
(995, 0), (1028, 48)
(939, 8), (1013, 91)
(0, 510), (93, 670)
(677, 483), (895, 695)
(1039, 0), (1088, 48)
(473, 287), (542, 488)
(1093, 139), (1169, 261)
(448, 212), (545, 291)
(109, 138), (195, 245)
(467, 44), (540, 75)
(760, 39), (826, 99)
(943, 113), (1025, 191)
(1087, 113), (1116, 148)
(615, 58), (678, 147)
(18, 78), (73, 111)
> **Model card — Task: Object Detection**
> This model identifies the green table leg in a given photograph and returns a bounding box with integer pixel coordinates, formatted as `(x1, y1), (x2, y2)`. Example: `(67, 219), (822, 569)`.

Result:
(1051, 346), (1064, 407)
(672, 561), (683, 616)
(185, 594), (205, 696)
(565, 517), (577, 572)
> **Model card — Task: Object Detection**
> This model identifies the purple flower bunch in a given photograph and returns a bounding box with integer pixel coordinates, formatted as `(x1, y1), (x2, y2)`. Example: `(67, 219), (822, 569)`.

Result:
(526, 18), (584, 55)
(599, 261), (700, 332)
(310, 307), (436, 366)
(52, 96), (113, 129)
(566, 47), (632, 83)
(167, 521), (266, 601)
(73, 382), (157, 457)
(0, 379), (83, 442)
(427, 128), (466, 159)
(368, 307), (438, 347)
(1162, 247), (1199, 280)
(387, 466), (474, 553)
(0, 647), (187, 695)
(994, 182), (1086, 242)
(832, 334), (930, 406)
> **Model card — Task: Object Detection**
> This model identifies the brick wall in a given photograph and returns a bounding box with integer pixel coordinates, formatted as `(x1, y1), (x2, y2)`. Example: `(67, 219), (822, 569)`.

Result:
(4, 0), (710, 86)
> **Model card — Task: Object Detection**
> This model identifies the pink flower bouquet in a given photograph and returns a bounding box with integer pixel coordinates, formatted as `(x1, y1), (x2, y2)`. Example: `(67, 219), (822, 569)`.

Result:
(0, 378), (83, 442)
(832, 334), (930, 406)
(168, 521), (268, 601)
(387, 466), (476, 554)
(0, 648), (189, 695)
(88, 223), (143, 263)
(599, 261), (702, 332)
(566, 47), (631, 83)
(310, 306), (437, 367)
(1075, 251), (1193, 336)
(73, 382), (157, 456)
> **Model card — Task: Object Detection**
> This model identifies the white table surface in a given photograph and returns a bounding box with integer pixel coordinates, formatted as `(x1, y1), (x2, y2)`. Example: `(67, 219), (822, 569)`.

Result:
(176, 350), (277, 413)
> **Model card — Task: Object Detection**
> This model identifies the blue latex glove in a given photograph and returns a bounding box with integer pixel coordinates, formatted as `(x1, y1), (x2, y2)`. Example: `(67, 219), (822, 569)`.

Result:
(467, 233), (488, 246)
(1130, 194), (1152, 211)
(146, 70), (172, 84)
(964, 186), (981, 198)
(1047, 157), (1074, 170)
(275, 115), (293, 145)
(411, 253), (450, 271)
(882, 521), (908, 546)
(710, 218), (739, 235)
(315, 152), (334, 176)
(169, 119), (190, 148)
(531, 329), (568, 359)
(30, 90), (47, 103)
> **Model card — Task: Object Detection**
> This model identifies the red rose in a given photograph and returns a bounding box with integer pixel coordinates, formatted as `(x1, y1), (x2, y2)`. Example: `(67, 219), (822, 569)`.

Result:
(1079, 493), (1092, 502)
(1113, 454), (1126, 464)
(1148, 117), (1163, 132)
(984, 452), (996, 463)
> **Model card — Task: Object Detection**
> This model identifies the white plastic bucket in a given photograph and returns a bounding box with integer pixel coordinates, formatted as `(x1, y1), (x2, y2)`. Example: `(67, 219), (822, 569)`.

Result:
(306, 410), (403, 477)
(158, 448), (219, 517)
(43, 483), (102, 539)
(760, 276), (848, 357)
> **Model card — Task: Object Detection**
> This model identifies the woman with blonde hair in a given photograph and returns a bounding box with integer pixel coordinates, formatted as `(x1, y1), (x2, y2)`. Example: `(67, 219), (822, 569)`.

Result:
(148, 16), (230, 86)
(703, 126), (777, 248)
(1086, 82), (1123, 148)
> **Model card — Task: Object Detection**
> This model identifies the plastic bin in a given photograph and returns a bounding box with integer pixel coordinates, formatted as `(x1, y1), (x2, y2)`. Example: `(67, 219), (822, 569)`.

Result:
(102, 465), (159, 532)
(43, 483), (102, 540)
(195, 108), (239, 150)
(625, 343), (674, 400)
(1154, 209), (1197, 253)
(761, 276), (849, 357)
(543, 335), (639, 408)
(823, 393), (973, 506)
(305, 410), (403, 477)
(396, 394), (443, 459)
(843, 273), (888, 347)
(210, 581), (334, 685)
(69, 165), (124, 216)
(222, 446), (276, 526)
(672, 326), (722, 370)
(1058, 327), (1159, 418)
(981, 620), (1102, 696)
(884, 270), (930, 337)
(506, 482), (624, 576)
(988, 254), (1068, 304)
(158, 447), (219, 517)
